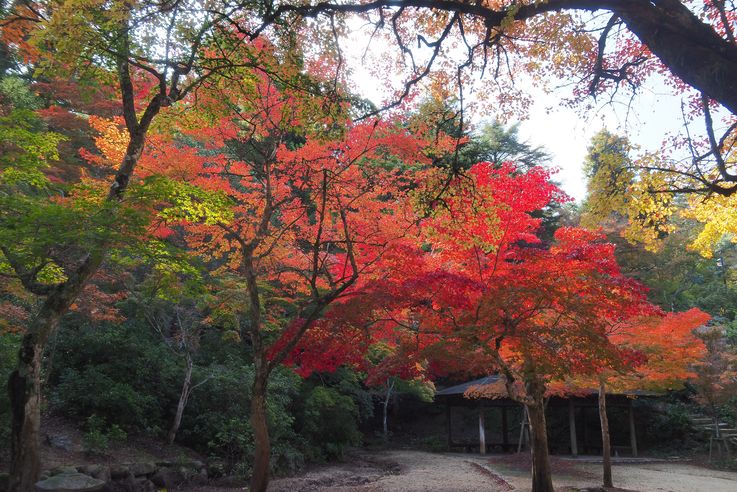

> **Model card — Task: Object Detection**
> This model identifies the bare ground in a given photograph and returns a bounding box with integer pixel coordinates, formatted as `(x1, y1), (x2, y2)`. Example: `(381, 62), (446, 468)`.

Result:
(0, 416), (205, 473)
(266, 449), (737, 492)
(269, 450), (509, 492)
(5, 421), (737, 492)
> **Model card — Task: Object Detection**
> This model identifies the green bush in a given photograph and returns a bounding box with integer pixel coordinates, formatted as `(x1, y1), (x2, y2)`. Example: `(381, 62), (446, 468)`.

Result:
(301, 386), (361, 460)
(41, 315), (369, 475)
(82, 414), (128, 454)
(637, 400), (704, 453)
(52, 366), (162, 429)
(207, 417), (254, 476)
(47, 320), (181, 432)
(187, 363), (305, 476)
(417, 435), (447, 452)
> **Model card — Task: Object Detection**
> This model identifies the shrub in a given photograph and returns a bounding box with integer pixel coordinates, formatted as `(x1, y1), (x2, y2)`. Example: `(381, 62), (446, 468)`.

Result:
(207, 417), (254, 476)
(301, 386), (361, 460)
(189, 363), (305, 476)
(82, 414), (128, 454)
(48, 321), (180, 432)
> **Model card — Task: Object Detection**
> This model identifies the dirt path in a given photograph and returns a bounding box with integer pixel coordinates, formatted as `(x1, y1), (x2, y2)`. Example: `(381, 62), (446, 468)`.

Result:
(268, 450), (737, 492)
(270, 450), (510, 491)
(556, 461), (737, 492)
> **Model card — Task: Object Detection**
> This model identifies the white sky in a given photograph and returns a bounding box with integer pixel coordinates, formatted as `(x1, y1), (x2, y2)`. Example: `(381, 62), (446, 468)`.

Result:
(341, 19), (697, 203)
(350, 62), (689, 202)
(514, 83), (687, 202)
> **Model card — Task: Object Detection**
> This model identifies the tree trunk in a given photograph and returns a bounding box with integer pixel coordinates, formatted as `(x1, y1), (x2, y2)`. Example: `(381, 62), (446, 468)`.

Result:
(383, 379), (394, 440)
(614, 0), (737, 117)
(167, 355), (193, 445)
(7, 282), (97, 491)
(7, 335), (44, 492)
(249, 372), (270, 492)
(598, 379), (613, 488)
(526, 399), (554, 492)
(525, 377), (554, 492)
(292, 0), (737, 120)
(7, 128), (151, 492)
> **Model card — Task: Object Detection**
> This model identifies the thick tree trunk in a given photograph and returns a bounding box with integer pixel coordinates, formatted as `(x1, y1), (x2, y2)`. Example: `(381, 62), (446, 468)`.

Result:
(598, 379), (613, 488)
(7, 129), (151, 492)
(526, 398), (554, 492)
(7, 336), (44, 492)
(239, 245), (272, 492)
(615, 0), (737, 117)
(167, 356), (193, 445)
(249, 373), (270, 492)
(293, 0), (737, 120)
(7, 281), (96, 492)
(524, 376), (554, 492)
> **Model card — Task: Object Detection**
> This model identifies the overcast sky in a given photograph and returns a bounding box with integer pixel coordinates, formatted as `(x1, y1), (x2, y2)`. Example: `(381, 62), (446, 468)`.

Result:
(515, 83), (687, 202)
(342, 22), (695, 203)
(350, 65), (689, 202)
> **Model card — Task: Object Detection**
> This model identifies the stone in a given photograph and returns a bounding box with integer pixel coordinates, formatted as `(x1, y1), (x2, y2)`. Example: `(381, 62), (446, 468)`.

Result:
(108, 466), (130, 481)
(50, 467), (79, 477)
(150, 467), (185, 489)
(206, 460), (225, 479)
(128, 478), (156, 492)
(77, 465), (110, 483)
(102, 476), (155, 492)
(35, 472), (105, 492)
(45, 434), (83, 453)
(127, 463), (156, 477)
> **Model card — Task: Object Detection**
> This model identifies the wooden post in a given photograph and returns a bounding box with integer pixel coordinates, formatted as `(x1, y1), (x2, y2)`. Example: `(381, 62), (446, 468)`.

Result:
(629, 399), (638, 457)
(446, 402), (452, 449)
(569, 399), (578, 456)
(517, 405), (528, 453)
(598, 379), (613, 488)
(582, 406), (588, 454)
(479, 406), (486, 455)
(502, 405), (509, 451)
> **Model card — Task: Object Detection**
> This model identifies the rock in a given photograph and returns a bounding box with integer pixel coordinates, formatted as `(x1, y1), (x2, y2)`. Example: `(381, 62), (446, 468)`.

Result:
(35, 472), (105, 492)
(45, 434), (83, 453)
(150, 468), (185, 489)
(50, 467), (79, 477)
(127, 478), (155, 492)
(189, 469), (208, 486)
(206, 460), (225, 479)
(188, 460), (205, 472)
(0, 472), (9, 492)
(108, 466), (130, 481)
(77, 465), (110, 483)
(127, 463), (156, 478)
(102, 476), (155, 492)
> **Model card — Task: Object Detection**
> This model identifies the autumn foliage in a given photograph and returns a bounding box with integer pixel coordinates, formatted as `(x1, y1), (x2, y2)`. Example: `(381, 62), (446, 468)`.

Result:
(1, 5), (726, 491)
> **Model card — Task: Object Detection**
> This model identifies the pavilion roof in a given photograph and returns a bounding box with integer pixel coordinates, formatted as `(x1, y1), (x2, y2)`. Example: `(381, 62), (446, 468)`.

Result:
(434, 375), (661, 398)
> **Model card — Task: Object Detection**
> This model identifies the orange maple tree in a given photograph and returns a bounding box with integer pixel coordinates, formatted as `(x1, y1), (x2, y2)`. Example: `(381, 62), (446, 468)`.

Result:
(128, 55), (462, 488)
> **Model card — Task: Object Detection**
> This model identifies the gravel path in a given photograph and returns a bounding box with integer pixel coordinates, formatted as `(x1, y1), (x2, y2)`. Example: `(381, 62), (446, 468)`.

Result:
(271, 450), (508, 491)
(558, 461), (737, 492)
(268, 450), (737, 492)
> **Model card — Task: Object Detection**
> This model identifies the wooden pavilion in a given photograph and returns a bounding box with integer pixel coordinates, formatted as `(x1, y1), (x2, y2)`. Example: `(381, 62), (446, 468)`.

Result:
(435, 375), (653, 456)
